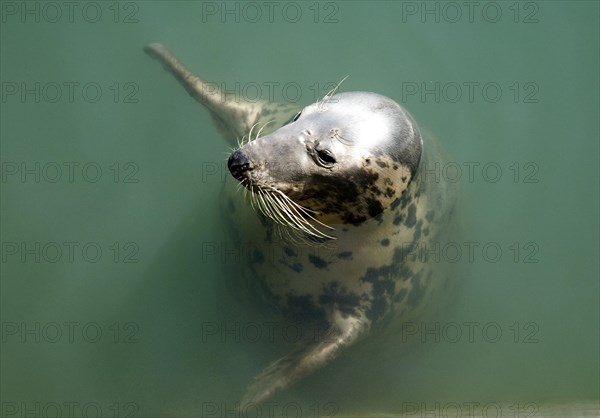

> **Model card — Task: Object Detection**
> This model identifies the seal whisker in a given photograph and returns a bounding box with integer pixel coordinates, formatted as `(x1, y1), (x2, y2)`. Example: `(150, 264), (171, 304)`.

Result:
(273, 193), (326, 236)
(236, 178), (248, 194)
(247, 122), (261, 146)
(268, 197), (308, 237)
(270, 193), (321, 238)
(269, 188), (336, 240)
(256, 189), (279, 222)
(255, 120), (274, 140)
(258, 190), (287, 225)
(318, 75), (350, 111)
(263, 192), (307, 236)
(274, 189), (334, 229)
(246, 181), (260, 212)
(325, 75), (350, 100)
(275, 223), (308, 247)
(244, 182), (333, 240)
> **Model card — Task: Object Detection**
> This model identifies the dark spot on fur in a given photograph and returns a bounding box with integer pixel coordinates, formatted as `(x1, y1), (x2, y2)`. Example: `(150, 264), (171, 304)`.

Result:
(394, 288), (408, 303)
(390, 183), (413, 211)
(376, 160), (389, 169)
(413, 228), (422, 241)
(366, 198), (384, 218)
(397, 262), (414, 281)
(338, 251), (353, 260)
(285, 294), (327, 325)
(401, 176), (407, 183)
(401, 195), (411, 209)
(426, 210), (435, 222)
(282, 259), (303, 273)
(306, 170), (380, 225)
(258, 215), (275, 242)
(361, 265), (396, 322)
(405, 204), (417, 228)
(413, 220), (423, 241)
(309, 254), (329, 269)
(284, 247), (297, 257)
(369, 185), (382, 196)
(353, 246), (417, 323)
(407, 275), (425, 308)
(381, 238), (390, 247)
(393, 212), (404, 225)
(385, 187), (395, 198)
(319, 282), (363, 317)
(344, 213), (368, 225)
(252, 249), (265, 264)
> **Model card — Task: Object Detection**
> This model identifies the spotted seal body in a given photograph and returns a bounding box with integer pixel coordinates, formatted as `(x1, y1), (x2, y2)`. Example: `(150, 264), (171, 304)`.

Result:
(145, 44), (456, 405)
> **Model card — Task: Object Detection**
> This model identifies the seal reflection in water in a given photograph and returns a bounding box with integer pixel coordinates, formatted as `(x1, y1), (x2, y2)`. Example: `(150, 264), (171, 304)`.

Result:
(145, 43), (457, 405)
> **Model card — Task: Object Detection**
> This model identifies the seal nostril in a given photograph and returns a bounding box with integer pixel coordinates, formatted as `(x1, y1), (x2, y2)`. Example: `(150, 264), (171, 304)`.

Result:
(228, 150), (253, 180)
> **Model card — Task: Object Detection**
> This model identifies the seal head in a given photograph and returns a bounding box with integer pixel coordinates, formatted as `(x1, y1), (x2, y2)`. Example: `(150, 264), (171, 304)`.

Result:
(228, 91), (422, 229)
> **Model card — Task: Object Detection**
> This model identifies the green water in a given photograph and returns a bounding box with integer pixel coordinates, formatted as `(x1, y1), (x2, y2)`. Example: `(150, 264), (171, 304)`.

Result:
(1, 1), (598, 417)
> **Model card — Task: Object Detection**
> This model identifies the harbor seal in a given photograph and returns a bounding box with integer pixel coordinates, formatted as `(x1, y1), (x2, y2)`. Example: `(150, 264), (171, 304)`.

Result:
(145, 43), (457, 406)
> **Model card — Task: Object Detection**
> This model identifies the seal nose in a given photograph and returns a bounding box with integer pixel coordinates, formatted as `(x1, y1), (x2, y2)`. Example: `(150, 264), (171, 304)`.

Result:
(228, 150), (253, 181)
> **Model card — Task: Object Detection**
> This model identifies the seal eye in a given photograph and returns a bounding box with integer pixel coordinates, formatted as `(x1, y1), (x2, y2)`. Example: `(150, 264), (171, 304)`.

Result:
(316, 149), (336, 167)
(292, 111), (302, 122)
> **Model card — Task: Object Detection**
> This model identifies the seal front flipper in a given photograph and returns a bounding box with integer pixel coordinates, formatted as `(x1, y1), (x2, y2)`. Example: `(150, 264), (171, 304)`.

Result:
(144, 43), (298, 146)
(240, 313), (370, 406)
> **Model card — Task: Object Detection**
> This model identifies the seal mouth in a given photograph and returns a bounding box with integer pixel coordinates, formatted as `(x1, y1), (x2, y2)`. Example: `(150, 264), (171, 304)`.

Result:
(237, 180), (336, 241)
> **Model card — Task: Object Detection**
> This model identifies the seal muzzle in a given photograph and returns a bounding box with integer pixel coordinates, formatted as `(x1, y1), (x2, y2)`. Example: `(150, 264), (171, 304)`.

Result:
(228, 149), (253, 181)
